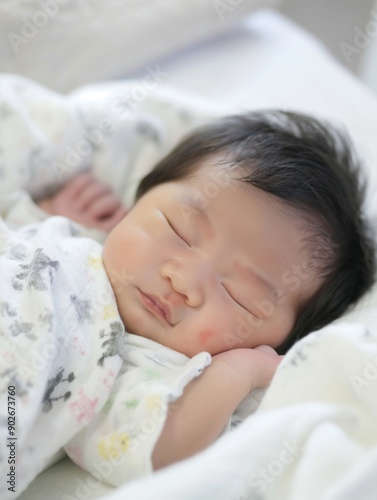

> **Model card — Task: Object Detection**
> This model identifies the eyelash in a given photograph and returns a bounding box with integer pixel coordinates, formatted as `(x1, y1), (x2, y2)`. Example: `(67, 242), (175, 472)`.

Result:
(222, 284), (253, 315)
(166, 217), (191, 247)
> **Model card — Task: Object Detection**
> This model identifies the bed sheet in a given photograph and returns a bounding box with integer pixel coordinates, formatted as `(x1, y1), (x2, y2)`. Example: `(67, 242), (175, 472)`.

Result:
(18, 9), (377, 500)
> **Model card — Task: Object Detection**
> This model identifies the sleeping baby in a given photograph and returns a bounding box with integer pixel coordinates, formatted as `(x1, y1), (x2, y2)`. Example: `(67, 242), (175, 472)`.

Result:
(0, 78), (375, 497)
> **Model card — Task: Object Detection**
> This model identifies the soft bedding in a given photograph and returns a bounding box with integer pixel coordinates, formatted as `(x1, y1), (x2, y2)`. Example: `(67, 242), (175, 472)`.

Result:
(3, 8), (377, 500)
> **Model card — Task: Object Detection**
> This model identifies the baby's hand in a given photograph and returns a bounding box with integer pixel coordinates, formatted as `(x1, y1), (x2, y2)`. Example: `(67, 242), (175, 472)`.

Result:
(36, 172), (128, 233)
(153, 345), (284, 469)
(212, 346), (284, 393)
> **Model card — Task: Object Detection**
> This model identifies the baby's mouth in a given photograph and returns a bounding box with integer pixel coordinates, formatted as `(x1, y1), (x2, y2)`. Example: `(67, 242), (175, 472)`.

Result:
(138, 290), (172, 325)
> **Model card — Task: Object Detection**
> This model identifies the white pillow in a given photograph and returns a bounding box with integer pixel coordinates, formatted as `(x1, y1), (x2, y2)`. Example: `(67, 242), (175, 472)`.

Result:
(0, 0), (280, 93)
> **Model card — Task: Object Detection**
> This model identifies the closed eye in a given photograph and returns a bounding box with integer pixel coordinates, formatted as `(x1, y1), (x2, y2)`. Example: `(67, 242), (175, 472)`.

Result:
(165, 216), (190, 247)
(222, 283), (256, 316)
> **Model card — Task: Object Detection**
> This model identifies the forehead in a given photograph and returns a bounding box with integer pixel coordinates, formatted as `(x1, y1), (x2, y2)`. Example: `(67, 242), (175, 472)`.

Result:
(175, 163), (298, 261)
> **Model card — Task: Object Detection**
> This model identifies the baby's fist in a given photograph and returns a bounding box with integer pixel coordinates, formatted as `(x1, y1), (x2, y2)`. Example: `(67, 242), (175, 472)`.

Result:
(36, 171), (128, 233)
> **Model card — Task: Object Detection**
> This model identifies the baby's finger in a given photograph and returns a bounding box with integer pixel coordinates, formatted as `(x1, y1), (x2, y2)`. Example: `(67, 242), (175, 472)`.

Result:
(77, 182), (112, 211)
(62, 171), (95, 198)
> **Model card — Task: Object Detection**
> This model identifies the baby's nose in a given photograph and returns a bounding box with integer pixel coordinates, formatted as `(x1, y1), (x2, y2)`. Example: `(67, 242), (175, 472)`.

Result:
(160, 258), (212, 308)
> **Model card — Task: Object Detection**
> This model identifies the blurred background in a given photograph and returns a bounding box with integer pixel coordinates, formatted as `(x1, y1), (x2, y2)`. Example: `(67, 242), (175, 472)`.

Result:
(280, 0), (377, 93)
(0, 0), (377, 96)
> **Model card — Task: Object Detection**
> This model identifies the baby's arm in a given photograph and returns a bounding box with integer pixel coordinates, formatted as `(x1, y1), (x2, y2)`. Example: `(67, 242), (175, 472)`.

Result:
(36, 171), (128, 233)
(152, 346), (282, 469)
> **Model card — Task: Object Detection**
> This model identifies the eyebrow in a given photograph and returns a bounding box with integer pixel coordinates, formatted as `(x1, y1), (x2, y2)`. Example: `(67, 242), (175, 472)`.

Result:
(176, 192), (212, 227)
(176, 191), (279, 306)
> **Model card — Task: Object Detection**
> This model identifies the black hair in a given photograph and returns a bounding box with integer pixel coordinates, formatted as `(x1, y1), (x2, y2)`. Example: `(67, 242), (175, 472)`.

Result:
(135, 111), (376, 354)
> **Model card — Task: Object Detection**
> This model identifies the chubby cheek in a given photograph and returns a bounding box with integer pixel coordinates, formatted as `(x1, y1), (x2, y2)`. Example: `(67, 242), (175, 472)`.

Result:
(192, 310), (235, 355)
(107, 222), (146, 263)
(103, 227), (145, 290)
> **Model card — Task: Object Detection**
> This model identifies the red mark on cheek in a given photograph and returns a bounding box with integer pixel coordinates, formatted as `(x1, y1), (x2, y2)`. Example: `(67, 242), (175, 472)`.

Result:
(198, 329), (214, 343)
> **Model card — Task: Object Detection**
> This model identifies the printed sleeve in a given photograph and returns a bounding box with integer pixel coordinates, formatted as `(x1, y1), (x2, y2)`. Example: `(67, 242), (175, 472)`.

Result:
(64, 351), (211, 486)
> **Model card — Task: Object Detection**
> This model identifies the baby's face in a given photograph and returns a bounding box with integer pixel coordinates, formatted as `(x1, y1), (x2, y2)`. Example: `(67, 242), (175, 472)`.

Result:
(103, 158), (322, 357)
